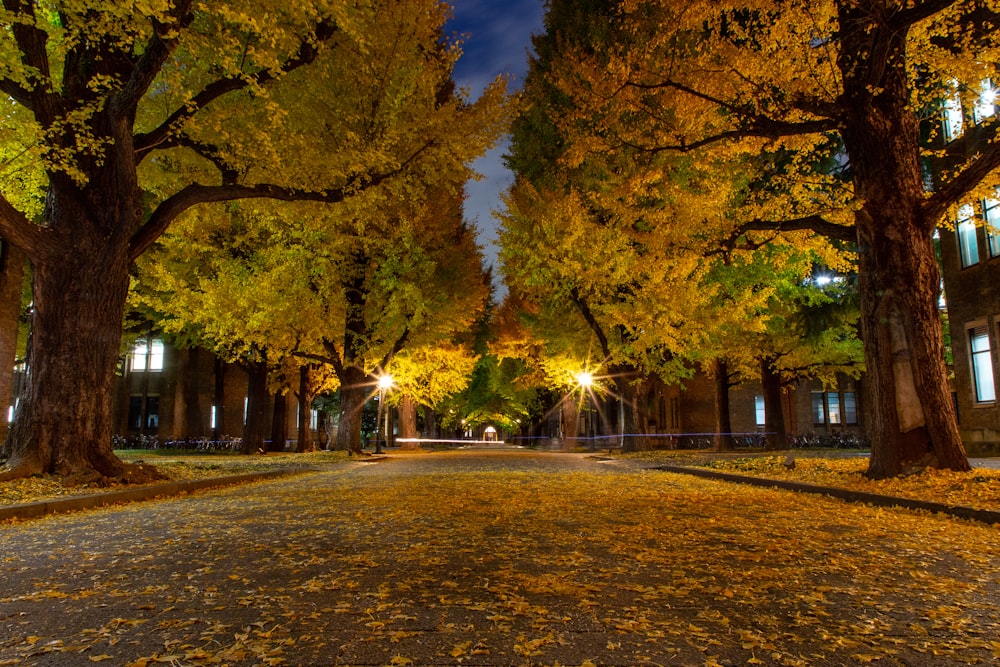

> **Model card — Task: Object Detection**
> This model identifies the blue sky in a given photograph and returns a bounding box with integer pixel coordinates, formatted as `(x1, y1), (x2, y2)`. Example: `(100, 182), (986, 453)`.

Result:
(446, 0), (547, 290)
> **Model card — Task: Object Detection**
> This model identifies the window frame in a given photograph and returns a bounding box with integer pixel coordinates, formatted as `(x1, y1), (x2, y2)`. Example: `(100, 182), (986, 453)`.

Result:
(957, 203), (980, 267)
(969, 322), (997, 404)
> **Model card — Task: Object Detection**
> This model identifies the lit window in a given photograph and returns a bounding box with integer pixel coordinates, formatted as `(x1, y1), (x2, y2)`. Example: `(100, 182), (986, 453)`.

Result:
(943, 88), (964, 142)
(131, 338), (164, 372)
(811, 392), (825, 424)
(827, 393), (842, 424)
(985, 197), (1000, 258)
(970, 325), (996, 403)
(210, 405), (216, 430)
(148, 339), (164, 371)
(974, 79), (996, 124)
(131, 340), (148, 371)
(754, 395), (765, 426)
(843, 392), (858, 425)
(957, 204), (979, 267)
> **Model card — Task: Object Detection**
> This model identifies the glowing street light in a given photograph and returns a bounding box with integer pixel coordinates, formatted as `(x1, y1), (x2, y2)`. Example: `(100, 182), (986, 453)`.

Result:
(375, 374), (393, 454)
(576, 372), (593, 389)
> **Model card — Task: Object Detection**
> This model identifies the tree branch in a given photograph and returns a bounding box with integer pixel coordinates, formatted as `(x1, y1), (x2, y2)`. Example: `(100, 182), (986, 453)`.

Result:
(569, 287), (611, 359)
(891, 0), (959, 30)
(0, 193), (45, 260)
(734, 214), (856, 243)
(376, 327), (410, 373)
(130, 139), (433, 259)
(112, 0), (194, 115)
(924, 120), (1000, 225)
(2, 0), (59, 119)
(133, 18), (338, 162)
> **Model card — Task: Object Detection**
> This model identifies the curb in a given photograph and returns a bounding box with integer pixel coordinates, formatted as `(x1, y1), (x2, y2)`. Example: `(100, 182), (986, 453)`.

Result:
(0, 468), (307, 523)
(654, 465), (1000, 526)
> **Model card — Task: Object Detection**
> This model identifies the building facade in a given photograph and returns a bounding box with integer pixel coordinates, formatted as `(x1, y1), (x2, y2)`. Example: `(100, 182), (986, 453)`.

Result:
(114, 336), (320, 449)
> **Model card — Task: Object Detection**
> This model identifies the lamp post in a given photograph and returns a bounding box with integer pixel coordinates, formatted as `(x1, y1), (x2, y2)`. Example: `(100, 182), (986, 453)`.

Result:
(375, 374), (393, 454)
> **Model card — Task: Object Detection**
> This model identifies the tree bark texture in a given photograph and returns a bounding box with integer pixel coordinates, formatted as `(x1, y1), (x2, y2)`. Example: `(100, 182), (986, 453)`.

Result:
(335, 365), (369, 454)
(561, 394), (580, 450)
(760, 357), (788, 451)
(422, 405), (437, 439)
(399, 395), (419, 448)
(837, 1), (970, 476)
(243, 357), (270, 454)
(296, 364), (313, 452)
(613, 365), (645, 452)
(1, 228), (140, 481)
(0, 242), (24, 439)
(270, 391), (288, 452)
(713, 358), (734, 452)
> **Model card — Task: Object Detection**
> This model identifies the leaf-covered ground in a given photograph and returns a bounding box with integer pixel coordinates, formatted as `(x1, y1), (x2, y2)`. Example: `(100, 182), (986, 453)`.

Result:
(1, 451), (998, 666)
(0, 451), (347, 507)
(616, 451), (1000, 512)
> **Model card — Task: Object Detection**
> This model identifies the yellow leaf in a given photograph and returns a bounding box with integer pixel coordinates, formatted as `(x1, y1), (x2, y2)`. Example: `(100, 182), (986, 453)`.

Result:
(89, 656), (114, 663)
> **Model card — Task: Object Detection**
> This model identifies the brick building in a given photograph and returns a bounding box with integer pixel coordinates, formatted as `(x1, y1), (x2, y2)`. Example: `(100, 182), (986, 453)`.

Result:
(115, 336), (320, 449)
(934, 80), (1000, 456)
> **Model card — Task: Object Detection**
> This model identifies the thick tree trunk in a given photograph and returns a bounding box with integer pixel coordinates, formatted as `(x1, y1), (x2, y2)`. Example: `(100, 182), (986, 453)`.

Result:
(1, 237), (154, 482)
(422, 405), (437, 439)
(614, 368), (644, 452)
(561, 394), (579, 451)
(243, 357), (269, 454)
(270, 391), (288, 452)
(713, 358), (734, 452)
(212, 356), (226, 440)
(399, 395), (419, 448)
(760, 356), (788, 451)
(0, 242), (25, 443)
(837, 3), (969, 477)
(296, 364), (314, 452)
(335, 365), (368, 454)
(178, 347), (203, 439)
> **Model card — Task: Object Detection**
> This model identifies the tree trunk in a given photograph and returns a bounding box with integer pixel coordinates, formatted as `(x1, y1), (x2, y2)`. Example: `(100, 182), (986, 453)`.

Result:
(0, 242), (25, 443)
(296, 364), (314, 452)
(422, 405), (438, 439)
(179, 347), (203, 439)
(713, 358), (734, 452)
(399, 395), (419, 448)
(335, 365), (368, 454)
(243, 357), (269, 454)
(614, 366), (644, 452)
(213, 356), (226, 441)
(760, 356), (788, 451)
(270, 391), (288, 452)
(561, 394), (579, 451)
(837, 2), (969, 477)
(1, 236), (150, 482)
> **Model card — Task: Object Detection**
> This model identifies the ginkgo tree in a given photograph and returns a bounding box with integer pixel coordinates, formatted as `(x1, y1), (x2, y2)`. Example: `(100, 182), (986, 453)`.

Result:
(549, 0), (1000, 477)
(0, 0), (508, 481)
(136, 182), (492, 455)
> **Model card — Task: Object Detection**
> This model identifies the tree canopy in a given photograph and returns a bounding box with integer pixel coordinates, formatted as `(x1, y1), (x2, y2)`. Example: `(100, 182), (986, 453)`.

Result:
(0, 0), (509, 480)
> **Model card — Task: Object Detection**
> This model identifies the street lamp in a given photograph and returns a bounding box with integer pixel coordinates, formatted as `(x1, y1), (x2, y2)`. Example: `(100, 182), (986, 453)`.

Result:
(375, 374), (393, 454)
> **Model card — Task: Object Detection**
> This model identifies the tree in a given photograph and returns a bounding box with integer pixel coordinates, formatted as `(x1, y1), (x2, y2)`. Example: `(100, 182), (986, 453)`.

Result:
(548, 1), (1000, 476)
(0, 0), (508, 481)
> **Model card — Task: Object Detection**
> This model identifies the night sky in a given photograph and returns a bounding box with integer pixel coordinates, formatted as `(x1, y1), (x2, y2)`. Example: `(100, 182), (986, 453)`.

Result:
(447, 0), (547, 292)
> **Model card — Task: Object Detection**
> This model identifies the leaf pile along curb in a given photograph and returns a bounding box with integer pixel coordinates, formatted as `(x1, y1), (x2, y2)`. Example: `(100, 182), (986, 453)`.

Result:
(655, 464), (1000, 525)
(0, 469), (307, 523)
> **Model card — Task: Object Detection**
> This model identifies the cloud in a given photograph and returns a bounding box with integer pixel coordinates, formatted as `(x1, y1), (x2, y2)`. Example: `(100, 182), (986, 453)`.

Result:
(447, 0), (546, 294)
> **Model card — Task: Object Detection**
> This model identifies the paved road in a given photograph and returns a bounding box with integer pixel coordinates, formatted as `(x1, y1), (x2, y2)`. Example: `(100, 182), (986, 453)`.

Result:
(2, 449), (999, 666)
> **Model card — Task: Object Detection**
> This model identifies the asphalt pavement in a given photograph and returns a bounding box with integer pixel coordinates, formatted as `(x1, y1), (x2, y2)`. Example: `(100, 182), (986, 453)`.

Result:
(1, 449), (998, 666)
